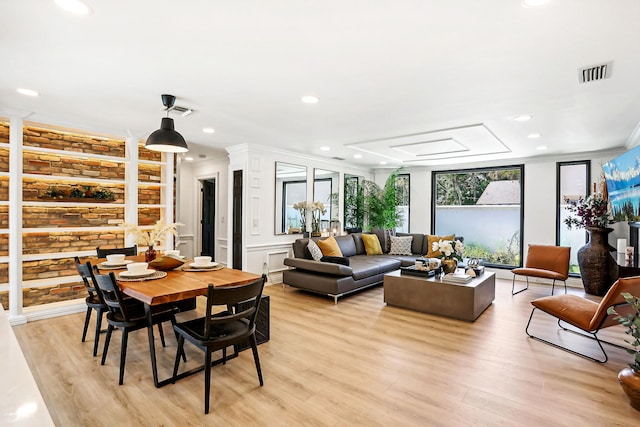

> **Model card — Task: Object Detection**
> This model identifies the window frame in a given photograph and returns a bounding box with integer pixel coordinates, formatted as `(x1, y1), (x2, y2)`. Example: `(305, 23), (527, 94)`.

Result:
(395, 173), (410, 233)
(431, 164), (525, 269)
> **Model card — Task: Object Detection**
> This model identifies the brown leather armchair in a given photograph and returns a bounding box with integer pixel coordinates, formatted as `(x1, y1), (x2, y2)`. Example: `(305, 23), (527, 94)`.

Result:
(525, 275), (640, 362)
(511, 244), (570, 295)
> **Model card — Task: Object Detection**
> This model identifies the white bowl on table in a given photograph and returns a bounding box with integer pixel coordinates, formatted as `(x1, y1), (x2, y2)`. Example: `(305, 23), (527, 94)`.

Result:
(106, 254), (126, 264)
(127, 262), (149, 275)
(165, 250), (180, 257)
(192, 256), (212, 267)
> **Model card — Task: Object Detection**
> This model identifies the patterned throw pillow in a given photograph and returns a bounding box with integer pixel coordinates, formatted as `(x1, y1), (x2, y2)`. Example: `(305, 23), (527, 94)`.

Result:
(389, 236), (413, 255)
(307, 239), (323, 261)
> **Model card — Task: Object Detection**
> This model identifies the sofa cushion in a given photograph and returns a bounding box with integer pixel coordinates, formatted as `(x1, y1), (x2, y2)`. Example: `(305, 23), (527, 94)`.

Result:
(348, 255), (400, 280)
(335, 234), (357, 257)
(389, 235), (413, 255)
(318, 236), (343, 257)
(372, 228), (391, 253)
(362, 234), (383, 255)
(307, 239), (323, 261)
(426, 234), (455, 257)
(351, 233), (366, 255)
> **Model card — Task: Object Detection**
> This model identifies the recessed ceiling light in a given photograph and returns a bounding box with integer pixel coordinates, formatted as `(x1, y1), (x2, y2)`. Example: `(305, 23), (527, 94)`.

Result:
(202, 128), (215, 134)
(512, 114), (532, 121)
(353, 154), (362, 159)
(380, 161), (387, 165)
(528, 133), (541, 139)
(17, 88), (39, 97)
(320, 146), (330, 151)
(54, 0), (92, 15)
(536, 145), (548, 150)
(522, 0), (552, 8)
(184, 156), (194, 161)
(301, 95), (319, 104)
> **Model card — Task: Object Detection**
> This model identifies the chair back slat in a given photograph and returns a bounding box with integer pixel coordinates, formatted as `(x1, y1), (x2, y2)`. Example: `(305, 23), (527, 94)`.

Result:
(203, 275), (266, 340)
(93, 270), (134, 321)
(74, 256), (102, 301)
(525, 245), (571, 279)
(96, 245), (137, 258)
(590, 275), (640, 330)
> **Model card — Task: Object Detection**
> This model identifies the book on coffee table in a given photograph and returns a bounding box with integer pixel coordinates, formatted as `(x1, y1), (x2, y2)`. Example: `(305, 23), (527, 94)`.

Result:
(442, 273), (473, 284)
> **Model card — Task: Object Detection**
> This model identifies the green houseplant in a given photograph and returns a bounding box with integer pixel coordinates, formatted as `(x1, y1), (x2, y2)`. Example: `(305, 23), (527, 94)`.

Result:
(608, 293), (640, 411)
(344, 178), (364, 231)
(362, 167), (404, 231)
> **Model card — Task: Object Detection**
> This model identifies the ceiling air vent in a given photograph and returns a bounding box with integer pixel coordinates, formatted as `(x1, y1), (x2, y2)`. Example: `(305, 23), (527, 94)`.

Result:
(165, 105), (195, 116)
(331, 156), (345, 161)
(578, 62), (612, 84)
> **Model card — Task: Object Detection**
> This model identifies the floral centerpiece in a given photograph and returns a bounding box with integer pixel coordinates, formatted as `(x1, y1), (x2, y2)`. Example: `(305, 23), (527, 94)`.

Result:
(564, 193), (612, 229)
(293, 201), (309, 234)
(432, 239), (464, 273)
(122, 221), (182, 261)
(310, 201), (326, 236)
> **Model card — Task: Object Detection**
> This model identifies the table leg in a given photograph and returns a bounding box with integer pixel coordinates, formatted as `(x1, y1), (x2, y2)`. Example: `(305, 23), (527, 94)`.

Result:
(144, 304), (160, 388)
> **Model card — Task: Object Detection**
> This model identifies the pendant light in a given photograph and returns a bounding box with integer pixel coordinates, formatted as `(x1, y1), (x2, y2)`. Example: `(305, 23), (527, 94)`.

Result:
(145, 94), (189, 153)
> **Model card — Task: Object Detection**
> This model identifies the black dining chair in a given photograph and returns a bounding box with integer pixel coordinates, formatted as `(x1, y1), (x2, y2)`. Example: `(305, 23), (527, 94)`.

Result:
(96, 245), (137, 258)
(74, 257), (107, 357)
(172, 274), (266, 414)
(93, 270), (180, 385)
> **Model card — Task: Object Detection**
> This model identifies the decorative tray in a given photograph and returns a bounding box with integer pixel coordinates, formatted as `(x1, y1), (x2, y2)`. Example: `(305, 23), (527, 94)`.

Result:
(400, 265), (436, 277)
(117, 271), (167, 282)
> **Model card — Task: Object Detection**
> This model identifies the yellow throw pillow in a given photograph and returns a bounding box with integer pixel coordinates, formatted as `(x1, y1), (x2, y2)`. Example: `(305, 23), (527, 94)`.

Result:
(362, 233), (383, 255)
(426, 234), (455, 258)
(317, 236), (343, 257)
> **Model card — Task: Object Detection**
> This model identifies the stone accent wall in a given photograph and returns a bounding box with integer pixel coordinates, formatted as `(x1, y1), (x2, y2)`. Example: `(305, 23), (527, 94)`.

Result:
(23, 231), (125, 254)
(0, 177), (8, 200)
(139, 163), (161, 182)
(23, 151), (124, 180)
(23, 125), (126, 157)
(139, 142), (162, 162)
(139, 186), (161, 205)
(23, 206), (124, 228)
(139, 207), (161, 225)
(0, 284), (87, 310)
(0, 147), (8, 173)
(0, 122), (8, 144)
(22, 179), (124, 203)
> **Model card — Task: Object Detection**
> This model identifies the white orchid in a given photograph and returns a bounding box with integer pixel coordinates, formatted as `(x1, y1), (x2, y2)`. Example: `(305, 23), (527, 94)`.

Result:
(432, 239), (464, 261)
(122, 221), (183, 246)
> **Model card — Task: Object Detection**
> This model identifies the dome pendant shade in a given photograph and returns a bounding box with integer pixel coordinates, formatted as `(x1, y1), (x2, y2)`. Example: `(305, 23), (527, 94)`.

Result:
(145, 117), (188, 153)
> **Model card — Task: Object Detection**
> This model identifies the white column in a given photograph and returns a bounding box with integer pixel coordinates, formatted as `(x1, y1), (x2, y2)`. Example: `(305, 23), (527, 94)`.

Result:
(162, 152), (175, 250)
(8, 117), (25, 323)
(124, 135), (138, 247)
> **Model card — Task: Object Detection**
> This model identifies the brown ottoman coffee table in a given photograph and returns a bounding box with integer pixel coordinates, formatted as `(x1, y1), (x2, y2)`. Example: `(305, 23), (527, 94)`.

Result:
(383, 270), (495, 321)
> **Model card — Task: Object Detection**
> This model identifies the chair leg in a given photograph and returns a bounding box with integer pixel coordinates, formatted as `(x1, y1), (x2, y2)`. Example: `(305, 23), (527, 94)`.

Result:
(551, 279), (556, 295)
(204, 349), (212, 414)
(512, 275), (529, 295)
(93, 308), (104, 357)
(172, 335), (185, 382)
(82, 306), (92, 342)
(169, 316), (187, 362)
(525, 307), (608, 363)
(101, 325), (114, 365)
(119, 329), (129, 385)
(250, 333), (264, 387)
(158, 323), (166, 347)
(563, 280), (567, 294)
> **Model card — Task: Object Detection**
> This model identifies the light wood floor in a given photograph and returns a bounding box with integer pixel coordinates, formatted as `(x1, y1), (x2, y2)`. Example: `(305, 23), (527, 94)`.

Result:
(13, 279), (640, 426)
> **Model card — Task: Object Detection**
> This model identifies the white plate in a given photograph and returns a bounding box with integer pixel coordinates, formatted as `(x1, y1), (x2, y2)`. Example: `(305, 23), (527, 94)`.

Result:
(189, 262), (219, 269)
(102, 260), (134, 267)
(119, 269), (156, 278)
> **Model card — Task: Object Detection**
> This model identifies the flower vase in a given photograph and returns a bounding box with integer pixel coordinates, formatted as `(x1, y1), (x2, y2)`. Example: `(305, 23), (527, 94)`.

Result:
(145, 245), (157, 262)
(577, 227), (616, 296)
(442, 259), (458, 274)
(618, 368), (640, 411)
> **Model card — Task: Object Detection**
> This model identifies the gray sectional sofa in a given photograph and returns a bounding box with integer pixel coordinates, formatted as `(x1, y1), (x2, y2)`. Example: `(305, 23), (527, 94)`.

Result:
(283, 232), (433, 303)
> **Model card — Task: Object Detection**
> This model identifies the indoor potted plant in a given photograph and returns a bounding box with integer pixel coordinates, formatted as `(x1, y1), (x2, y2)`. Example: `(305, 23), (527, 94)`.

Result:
(362, 167), (405, 250)
(607, 292), (640, 411)
(564, 192), (615, 296)
(122, 220), (182, 261)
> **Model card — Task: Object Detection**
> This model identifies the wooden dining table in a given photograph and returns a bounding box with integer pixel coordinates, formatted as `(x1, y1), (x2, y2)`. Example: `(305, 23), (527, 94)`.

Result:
(92, 255), (261, 387)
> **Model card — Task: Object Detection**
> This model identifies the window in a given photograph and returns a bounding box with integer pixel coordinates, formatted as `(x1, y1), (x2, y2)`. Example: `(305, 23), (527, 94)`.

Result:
(395, 173), (410, 233)
(432, 165), (524, 268)
(557, 160), (590, 275)
(313, 178), (332, 224)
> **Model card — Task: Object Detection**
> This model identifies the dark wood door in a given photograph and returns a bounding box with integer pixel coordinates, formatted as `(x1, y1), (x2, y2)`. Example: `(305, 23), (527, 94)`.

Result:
(201, 179), (215, 257)
(232, 170), (243, 270)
